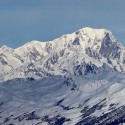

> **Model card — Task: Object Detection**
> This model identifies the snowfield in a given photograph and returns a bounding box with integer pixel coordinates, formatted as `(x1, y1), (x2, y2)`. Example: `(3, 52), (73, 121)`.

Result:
(0, 27), (125, 125)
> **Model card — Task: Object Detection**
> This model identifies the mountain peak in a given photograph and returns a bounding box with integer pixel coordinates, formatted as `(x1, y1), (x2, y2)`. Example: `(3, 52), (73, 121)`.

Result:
(1, 45), (9, 49)
(0, 45), (14, 53)
(76, 27), (112, 39)
(19, 40), (47, 48)
(25, 40), (41, 44)
(79, 27), (110, 32)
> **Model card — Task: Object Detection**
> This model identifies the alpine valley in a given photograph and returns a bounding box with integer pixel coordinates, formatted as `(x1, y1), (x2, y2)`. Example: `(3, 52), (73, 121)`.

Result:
(0, 27), (125, 125)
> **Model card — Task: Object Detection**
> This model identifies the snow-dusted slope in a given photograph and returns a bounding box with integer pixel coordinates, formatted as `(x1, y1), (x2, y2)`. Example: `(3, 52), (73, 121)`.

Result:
(1, 27), (125, 125)
(0, 73), (125, 125)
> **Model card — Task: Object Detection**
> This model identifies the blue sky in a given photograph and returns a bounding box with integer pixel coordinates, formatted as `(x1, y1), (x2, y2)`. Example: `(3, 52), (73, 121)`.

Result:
(0, 0), (125, 48)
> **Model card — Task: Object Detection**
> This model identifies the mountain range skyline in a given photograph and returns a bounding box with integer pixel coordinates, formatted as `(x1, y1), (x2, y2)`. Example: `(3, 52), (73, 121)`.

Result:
(0, 0), (125, 48)
(1, 27), (125, 49)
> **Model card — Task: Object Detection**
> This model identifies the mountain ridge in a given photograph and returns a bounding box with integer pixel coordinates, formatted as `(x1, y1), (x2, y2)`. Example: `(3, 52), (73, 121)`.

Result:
(0, 27), (122, 49)
(0, 27), (125, 81)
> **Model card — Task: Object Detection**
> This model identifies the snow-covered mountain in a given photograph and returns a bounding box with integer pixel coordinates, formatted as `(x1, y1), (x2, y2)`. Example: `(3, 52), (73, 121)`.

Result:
(1, 27), (125, 81)
(0, 27), (125, 125)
